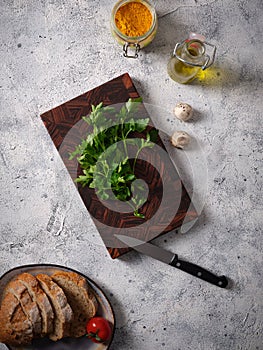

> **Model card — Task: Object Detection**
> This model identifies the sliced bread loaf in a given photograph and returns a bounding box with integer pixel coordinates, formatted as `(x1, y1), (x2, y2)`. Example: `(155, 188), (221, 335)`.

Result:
(16, 272), (54, 336)
(51, 271), (98, 337)
(36, 273), (73, 341)
(0, 292), (33, 346)
(5, 279), (42, 336)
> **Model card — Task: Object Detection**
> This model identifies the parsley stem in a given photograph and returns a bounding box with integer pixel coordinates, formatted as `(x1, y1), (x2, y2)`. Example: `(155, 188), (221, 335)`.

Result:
(121, 122), (129, 157)
(126, 199), (136, 211)
(132, 147), (143, 174)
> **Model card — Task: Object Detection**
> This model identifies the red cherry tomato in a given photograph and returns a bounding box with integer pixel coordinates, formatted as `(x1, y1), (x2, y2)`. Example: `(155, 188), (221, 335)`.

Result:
(86, 317), (112, 343)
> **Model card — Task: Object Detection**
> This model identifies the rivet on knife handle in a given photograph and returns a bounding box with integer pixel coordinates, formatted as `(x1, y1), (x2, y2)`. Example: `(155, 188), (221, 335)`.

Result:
(169, 255), (228, 288)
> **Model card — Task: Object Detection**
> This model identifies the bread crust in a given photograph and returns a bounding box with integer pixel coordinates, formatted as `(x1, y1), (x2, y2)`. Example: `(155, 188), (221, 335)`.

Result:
(0, 292), (33, 346)
(16, 272), (54, 336)
(52, 271), (98, 337)
(36, 273), (73, 341)
(5, 279), (42, 336)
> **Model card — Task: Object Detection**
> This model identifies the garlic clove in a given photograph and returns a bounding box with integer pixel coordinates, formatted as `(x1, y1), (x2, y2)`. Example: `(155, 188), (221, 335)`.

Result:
(173, 102), (193, 121)
(170, 131), (191, 149)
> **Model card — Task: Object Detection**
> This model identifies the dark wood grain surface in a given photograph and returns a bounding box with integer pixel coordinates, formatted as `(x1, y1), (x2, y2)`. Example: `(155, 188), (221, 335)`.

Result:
(40, 73), (197, 259)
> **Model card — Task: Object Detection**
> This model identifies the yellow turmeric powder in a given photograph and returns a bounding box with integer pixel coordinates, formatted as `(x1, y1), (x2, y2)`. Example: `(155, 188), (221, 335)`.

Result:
(115, 2), (153, 37)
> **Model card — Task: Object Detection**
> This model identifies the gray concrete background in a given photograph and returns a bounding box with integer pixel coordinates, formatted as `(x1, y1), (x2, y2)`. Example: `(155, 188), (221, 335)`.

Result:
(0, 0), (262, 349)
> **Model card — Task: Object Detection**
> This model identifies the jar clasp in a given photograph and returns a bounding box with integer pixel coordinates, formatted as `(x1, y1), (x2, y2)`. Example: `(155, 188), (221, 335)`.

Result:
(123, 42), (141, 58)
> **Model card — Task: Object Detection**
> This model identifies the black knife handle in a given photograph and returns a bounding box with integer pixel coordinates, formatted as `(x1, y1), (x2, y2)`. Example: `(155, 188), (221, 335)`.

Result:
(169, 256), (228, 288)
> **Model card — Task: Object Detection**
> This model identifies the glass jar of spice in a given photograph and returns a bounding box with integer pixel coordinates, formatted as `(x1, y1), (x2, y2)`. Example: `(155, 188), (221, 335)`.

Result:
(111, 0), (158, 58)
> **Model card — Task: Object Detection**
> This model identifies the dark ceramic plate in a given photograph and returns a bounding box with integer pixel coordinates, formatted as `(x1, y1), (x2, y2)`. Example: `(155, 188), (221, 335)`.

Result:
(0, 264), (115, 350)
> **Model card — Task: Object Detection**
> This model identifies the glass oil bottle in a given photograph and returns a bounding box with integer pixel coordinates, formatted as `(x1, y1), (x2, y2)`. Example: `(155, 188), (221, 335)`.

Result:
(167, 33), (217, 83)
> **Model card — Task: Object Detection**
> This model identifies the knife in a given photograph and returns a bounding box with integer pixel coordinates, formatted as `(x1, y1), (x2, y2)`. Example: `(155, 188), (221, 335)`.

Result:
(115, 234), (228, 288)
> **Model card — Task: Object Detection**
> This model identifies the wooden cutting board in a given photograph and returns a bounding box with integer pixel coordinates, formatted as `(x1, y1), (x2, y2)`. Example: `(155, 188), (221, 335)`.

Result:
(40, 73), (198, 259)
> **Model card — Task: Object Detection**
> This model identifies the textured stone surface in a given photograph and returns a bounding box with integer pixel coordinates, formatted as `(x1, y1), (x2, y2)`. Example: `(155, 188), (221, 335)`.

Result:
(0, 0), (262, 349)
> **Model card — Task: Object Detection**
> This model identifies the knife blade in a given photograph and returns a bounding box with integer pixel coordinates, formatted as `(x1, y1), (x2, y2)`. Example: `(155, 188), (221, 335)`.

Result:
(115, 234), (228, 288)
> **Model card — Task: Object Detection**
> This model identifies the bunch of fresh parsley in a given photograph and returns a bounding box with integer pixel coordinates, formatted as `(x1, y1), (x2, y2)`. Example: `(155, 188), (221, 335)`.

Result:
(69, 98), (158, 218)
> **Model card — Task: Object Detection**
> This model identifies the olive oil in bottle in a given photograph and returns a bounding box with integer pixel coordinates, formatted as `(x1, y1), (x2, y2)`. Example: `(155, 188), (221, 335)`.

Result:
(167, 34), (216, 84)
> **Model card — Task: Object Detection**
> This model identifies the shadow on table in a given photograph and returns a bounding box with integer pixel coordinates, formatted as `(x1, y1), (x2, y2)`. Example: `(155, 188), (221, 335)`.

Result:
(140, 11), (251, 89)
(100, 284), (136, 350)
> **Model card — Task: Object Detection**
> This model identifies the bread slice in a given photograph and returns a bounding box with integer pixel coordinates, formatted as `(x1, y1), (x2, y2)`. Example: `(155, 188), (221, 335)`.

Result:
(51, 271), (98, 337)
(16, 272), (54, 336)
(0, 292), (33, 346)
(36, 273), (73, 341)
(5, 279), (42, 336)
